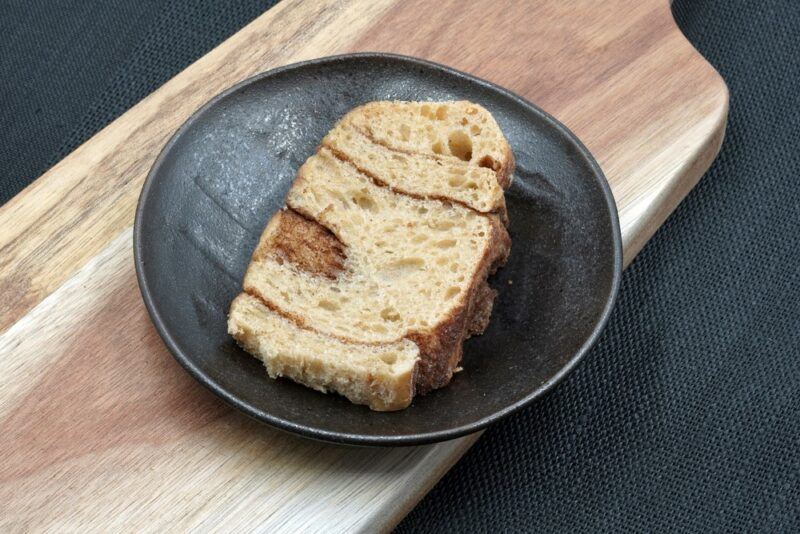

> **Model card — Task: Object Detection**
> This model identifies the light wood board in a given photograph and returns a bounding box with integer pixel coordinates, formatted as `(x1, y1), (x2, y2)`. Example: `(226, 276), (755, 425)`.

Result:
(0, 0), (727, 531)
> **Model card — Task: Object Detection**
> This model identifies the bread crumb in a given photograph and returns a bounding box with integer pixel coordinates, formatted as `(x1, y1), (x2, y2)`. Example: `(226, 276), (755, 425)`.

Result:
(508, 279), (513, 285)
(453, 366), (464, 373)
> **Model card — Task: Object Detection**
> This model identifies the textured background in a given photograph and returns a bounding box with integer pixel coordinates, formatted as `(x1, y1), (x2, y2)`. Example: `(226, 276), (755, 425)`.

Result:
(2, 1), (798, 531)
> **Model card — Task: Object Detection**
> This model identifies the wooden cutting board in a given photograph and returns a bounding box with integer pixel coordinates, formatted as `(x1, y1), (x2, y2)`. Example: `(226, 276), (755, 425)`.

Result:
(0, 0), (727, 531)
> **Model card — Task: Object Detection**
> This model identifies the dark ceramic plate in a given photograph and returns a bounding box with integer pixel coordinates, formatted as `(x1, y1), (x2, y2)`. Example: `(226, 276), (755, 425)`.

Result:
(134, 53), (622, 446)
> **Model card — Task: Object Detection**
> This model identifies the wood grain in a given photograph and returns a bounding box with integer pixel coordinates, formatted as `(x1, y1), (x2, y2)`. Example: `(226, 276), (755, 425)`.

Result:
(0, 0), (727, 531)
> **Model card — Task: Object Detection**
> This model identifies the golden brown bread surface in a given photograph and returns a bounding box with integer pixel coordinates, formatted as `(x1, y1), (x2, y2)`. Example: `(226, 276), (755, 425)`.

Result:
(228, 100), (514, 410)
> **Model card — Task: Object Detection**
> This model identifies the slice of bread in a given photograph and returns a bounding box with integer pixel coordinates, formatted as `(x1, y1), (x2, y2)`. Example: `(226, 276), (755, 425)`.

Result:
(228, 100), (513, 411)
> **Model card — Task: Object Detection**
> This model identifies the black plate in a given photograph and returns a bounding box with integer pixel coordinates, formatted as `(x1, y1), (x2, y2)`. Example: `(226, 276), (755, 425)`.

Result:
(134, 53), (622, 446)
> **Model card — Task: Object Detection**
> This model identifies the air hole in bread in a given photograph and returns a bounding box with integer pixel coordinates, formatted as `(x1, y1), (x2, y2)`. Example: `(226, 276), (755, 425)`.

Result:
(466, 107), (478, 115)
(448, 175), (466, 187)
(388, 257), (425, 270)
(411, 234), (427, 244)
(370, 323), (388, 333)
(460, 118), (468, 125)
(352, 191), (376, 209)
(436, 239), (457, 249)
(436, 105), (448, 120)
(478, 155), (500, 171)
(420, 104), (433, 118)
(471, 125), (481, 135)
(380, 307), (401, 322)
(400, 124), (411, 141)
(444, 286), (460, 300)
(431, 140), (446, 155)
(380, 353), (397, 365)
(448, 131), (472, 161)
(318, 299), (340, 311)
(450, 263), (460, 273)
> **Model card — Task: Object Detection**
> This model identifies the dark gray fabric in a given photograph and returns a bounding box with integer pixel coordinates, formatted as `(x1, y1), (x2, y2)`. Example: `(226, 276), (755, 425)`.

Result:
(399, 2), (800, 532)
(1, 1), (798, 531)
(0, 0), (277, 203)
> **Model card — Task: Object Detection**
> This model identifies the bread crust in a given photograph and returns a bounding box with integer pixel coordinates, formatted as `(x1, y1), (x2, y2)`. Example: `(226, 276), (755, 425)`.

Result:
(496, 142), (516, 189)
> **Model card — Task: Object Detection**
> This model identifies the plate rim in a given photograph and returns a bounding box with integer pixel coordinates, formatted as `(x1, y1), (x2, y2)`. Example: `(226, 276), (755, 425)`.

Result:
(133, 52), (623, 446)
